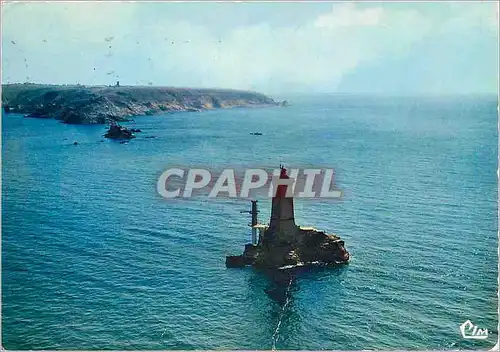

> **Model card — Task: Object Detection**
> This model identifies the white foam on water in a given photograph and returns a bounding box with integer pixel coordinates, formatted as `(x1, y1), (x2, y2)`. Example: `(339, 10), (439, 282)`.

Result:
(271, 276), (293, 351)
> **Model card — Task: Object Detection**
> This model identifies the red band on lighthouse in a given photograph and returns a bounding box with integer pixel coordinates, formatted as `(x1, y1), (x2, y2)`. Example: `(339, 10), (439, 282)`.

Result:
(276, 166), (290, 198)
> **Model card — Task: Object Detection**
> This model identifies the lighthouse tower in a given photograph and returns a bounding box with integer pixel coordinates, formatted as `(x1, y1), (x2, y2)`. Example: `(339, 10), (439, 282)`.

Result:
(268, 166), (298, 240)
(226, 165), (350, 268)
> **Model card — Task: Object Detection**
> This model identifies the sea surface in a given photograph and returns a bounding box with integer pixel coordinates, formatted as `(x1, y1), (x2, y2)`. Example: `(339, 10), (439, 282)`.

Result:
(2, 95), (498, 350)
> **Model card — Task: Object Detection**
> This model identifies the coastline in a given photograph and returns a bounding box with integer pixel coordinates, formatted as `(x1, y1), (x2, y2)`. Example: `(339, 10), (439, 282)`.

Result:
(1, 83), (278, 124)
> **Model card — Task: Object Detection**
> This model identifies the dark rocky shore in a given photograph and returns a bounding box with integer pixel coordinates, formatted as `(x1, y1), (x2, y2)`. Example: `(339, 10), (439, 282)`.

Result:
(227, 228), (349, 270)
(2, 84), (277, 124)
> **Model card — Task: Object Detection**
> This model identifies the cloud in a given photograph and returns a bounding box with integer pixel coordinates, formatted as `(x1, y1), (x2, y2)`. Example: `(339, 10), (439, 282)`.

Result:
(314, 3), (384, 28)
(139, 3), (435, 91)
(1, 2), (497, 94)
(444, 1), (498, 31)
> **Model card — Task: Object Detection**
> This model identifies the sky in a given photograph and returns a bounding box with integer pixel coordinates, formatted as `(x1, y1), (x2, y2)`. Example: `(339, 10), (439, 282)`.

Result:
(1, 1), (498, 95)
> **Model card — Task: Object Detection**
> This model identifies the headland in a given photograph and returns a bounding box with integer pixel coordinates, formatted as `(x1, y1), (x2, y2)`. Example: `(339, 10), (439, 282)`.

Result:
(1, 83), (277, 124)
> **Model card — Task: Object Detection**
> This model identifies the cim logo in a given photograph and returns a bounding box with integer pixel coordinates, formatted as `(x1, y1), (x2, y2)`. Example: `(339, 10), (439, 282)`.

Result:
(460, 320), (489, 340)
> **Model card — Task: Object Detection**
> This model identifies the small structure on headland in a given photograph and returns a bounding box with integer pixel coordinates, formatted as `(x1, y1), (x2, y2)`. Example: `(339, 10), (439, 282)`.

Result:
(104, 121), (136, 139)
(226, 166), (349, 269)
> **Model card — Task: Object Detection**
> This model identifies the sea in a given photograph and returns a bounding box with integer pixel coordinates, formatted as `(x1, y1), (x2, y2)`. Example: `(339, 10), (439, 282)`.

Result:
(2, 94), (498, 350)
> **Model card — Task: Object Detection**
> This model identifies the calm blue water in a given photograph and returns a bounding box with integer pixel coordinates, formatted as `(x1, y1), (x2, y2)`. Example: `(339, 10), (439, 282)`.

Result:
(2, 95), (498, 350)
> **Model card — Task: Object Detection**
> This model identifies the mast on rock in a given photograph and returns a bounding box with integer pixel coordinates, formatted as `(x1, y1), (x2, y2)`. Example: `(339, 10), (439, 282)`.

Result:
(240, 200), (266, 246)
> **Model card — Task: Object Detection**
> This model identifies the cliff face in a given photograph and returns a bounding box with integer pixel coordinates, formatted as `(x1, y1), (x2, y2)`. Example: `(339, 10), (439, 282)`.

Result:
(1, 84), (277, 124)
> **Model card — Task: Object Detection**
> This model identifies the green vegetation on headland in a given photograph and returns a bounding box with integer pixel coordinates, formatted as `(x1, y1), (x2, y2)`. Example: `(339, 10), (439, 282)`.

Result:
(1, 83), (279, 124)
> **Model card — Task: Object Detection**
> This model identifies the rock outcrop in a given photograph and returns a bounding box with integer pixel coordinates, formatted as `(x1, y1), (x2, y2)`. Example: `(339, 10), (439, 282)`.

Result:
(2, 84), (278, 124)
(104, 123), (136, 139)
